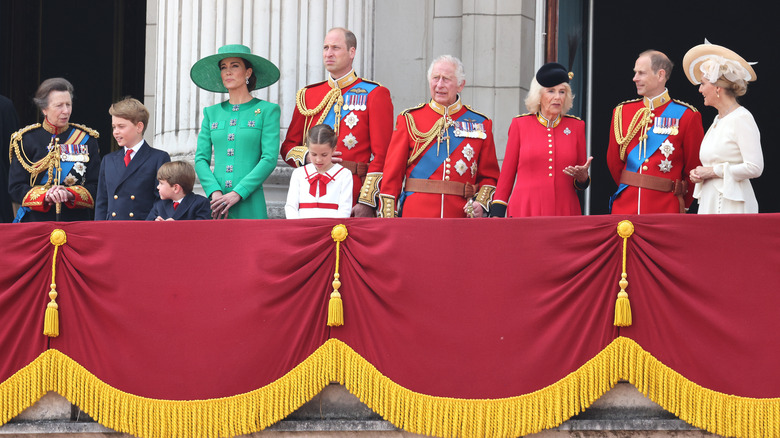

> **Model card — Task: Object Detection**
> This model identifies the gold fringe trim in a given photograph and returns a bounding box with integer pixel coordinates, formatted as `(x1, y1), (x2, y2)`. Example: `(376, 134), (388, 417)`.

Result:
(1, 348), (332, 438)
(2, 338), (779, 438)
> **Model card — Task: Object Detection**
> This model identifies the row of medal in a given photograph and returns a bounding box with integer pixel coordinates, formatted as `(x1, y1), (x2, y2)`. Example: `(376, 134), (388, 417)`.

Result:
(453, 120), (487, 139)
(652, 116), (679, 136)
(343, 94), (367, 111)
(56, 143), (90, 162)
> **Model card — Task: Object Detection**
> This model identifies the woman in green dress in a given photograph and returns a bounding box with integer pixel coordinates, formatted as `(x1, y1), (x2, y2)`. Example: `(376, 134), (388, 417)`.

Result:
(191, 44), (281, 219)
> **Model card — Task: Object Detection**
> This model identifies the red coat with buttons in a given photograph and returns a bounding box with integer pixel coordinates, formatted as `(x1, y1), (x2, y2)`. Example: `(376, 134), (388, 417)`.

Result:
(607, 98), (703, 214)
(381, 102), (500, 218)
(494, 114), (586, 216)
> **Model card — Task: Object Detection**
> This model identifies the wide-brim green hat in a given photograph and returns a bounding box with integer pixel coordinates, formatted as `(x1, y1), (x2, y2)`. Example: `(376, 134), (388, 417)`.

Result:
(190, 44), (280, 92)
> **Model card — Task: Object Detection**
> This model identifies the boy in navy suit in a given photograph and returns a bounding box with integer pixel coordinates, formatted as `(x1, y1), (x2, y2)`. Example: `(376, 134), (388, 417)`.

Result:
(95, 97), (170, 220)
(147, 161), (211, 221)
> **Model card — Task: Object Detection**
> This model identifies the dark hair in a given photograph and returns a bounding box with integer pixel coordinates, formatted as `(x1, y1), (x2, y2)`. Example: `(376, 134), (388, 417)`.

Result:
(639, 50), (674, 79)
(33, 78), (74, 111)
(307, 124), (338, 148)
(109, 97), (150, 133)
(157, 161), (196, 194)
(217, 57), (257, 90)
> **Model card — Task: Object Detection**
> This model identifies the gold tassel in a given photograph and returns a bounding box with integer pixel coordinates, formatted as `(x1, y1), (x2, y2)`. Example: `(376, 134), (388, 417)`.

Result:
(328, 225), (348, 327)
(43, 229), (67, 337)
(614, 221), (634, 327)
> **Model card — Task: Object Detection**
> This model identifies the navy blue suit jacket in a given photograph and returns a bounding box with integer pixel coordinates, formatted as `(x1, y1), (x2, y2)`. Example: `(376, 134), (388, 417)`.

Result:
(145, 193), (211, 221)
(95, 142), (170, 220)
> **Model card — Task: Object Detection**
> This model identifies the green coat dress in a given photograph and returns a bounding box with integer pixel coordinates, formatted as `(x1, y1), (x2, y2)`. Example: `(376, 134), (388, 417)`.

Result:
(195, 98), (280, 219)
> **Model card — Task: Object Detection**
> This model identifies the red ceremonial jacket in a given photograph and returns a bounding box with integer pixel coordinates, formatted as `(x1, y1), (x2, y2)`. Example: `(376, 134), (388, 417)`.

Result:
(607, 91), (703, 214)
(380, 99), (500, 218)
(494, 113), (586, 217)
(280, 71), (393, 207)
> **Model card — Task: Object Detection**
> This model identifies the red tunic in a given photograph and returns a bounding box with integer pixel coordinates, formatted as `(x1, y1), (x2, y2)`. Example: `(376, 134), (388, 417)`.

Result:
(381, 100), (500, 218)
(494, 114), (586, 217)
(280, 72), (394, 205)
(607, 93), (704, 214)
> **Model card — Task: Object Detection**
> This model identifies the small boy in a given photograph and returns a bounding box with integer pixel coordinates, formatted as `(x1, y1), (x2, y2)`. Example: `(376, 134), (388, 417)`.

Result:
(95, 97), (170, 220)
(146, 161), (211, 221)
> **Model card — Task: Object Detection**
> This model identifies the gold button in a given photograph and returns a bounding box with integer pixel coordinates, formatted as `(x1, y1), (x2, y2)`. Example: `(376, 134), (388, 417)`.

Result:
(113, 195), (118, 200)
(645, 159), (650, 163)
(129, 213), (134, 218)
(444, 176), (450, 181)
(111, 212), (116, 217)
(130, 195), (135, 200)
(642, 166), (648, 171)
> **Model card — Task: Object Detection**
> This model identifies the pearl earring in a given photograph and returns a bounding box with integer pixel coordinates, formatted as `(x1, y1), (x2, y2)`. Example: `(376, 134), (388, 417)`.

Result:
(716, 89), (720, 98)
(245, 77), (249, 85)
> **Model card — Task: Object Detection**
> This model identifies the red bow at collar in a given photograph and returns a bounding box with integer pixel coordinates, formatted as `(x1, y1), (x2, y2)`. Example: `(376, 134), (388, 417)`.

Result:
(307, 172), (334, 197)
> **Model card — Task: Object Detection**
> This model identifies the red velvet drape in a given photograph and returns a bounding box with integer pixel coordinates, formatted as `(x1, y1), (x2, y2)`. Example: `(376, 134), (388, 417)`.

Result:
(1, 214), (779, 401)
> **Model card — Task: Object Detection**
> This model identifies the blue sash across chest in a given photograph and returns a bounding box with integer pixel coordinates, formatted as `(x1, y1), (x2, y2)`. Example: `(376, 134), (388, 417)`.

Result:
(610, 102), (686, 208)
(323, 81), (379, 129)
(399, 109), (486, 212)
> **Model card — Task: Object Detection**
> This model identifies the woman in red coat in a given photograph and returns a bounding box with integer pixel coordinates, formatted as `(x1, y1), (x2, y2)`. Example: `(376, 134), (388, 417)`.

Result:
(492, 63), (592, 217)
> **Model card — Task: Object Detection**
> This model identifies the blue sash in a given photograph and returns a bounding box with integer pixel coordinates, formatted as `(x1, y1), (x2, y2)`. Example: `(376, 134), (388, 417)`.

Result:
(398, 109), (486, 214)
(323, 81), (379, 129)
(609, 102), (686, 210)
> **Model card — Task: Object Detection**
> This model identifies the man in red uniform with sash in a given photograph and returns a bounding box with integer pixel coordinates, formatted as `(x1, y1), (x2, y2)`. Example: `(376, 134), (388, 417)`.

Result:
(378, 55), (500, 218)
(280, 27), (393, 217)
(607, 50), (704, 214)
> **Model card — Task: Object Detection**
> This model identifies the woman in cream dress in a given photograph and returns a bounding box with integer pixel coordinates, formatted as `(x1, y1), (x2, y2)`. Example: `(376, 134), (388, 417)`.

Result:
(684, 41), (763, 214)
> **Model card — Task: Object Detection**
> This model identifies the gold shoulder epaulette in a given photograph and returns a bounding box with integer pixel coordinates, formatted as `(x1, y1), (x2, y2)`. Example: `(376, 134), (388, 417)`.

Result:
(11, 123), (41, 142)
(564, 114), (582, 121)
(69, 123), (100, 138)
(401, 103), (426, 115)
(360, 78), (383, 87)
(305, 80), (327, 89)
(515, 113), (533, 118)
(673, 99), (699, 112)
(465, 105), (490, 119)
(615, 98), (641, 108)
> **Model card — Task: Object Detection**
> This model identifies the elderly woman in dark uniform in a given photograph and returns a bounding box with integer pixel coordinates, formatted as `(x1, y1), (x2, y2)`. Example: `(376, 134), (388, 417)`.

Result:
(8, 78), (100, 222)
(491, 63), (592, 217)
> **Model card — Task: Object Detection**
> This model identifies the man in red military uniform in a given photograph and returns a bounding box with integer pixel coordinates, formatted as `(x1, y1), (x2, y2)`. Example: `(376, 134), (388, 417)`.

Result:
(608, 50), (704, 214)
(280, 27), (393, 217)
(378, 55), (500, 218)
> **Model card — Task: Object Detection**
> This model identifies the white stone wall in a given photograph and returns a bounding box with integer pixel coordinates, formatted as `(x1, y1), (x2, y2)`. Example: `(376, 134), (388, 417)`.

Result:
(144, 0), (540, 206)
(374, 0), (537, 160)
(144, 0), (376, 161)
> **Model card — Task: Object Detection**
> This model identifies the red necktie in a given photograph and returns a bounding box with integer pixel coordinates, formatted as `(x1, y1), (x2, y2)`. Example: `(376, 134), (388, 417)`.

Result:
(124, 149), (132, 166)
(308, 174), (329, 197)
(173, 201), (179, 210)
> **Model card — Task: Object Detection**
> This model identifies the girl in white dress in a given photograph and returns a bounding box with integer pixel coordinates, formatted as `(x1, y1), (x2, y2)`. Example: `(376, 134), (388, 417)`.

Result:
(285, 124), (353, 218)
(683, 41), (763, 214)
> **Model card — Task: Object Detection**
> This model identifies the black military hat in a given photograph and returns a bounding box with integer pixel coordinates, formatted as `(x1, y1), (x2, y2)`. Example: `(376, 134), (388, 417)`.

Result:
(535, 62), (570, 87)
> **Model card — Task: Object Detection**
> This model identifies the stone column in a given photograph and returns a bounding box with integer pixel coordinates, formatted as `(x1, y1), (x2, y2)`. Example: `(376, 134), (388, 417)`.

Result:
(374, 0), (538, 162)
(146, 0), (375, 214)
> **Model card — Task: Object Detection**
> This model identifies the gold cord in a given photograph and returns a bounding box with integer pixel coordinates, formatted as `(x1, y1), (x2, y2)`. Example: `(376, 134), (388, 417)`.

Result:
(296, 87), (344, 144)
(614, 105), (653, 161)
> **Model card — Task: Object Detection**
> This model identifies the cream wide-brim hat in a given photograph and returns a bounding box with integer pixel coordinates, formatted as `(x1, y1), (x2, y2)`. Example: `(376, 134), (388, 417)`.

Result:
(682, 41), (756, 85)
(190, 44), (280, 93)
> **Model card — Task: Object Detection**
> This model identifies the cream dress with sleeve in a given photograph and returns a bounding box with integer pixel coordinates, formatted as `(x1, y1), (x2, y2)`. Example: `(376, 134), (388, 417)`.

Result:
(693, 106), (763, 214)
